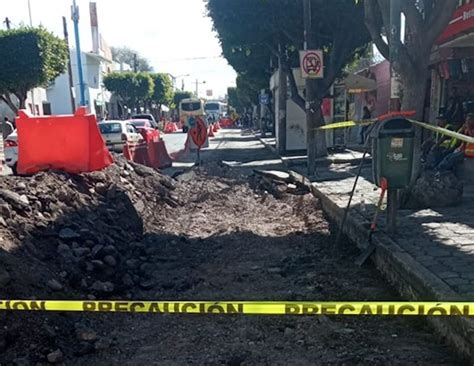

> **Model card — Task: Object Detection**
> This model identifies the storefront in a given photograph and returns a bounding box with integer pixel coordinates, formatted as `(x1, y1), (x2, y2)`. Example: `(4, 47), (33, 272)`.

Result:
(429, 1), (474, 126)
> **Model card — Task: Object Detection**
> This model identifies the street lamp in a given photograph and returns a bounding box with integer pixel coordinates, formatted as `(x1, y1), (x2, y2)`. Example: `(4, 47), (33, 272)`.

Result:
(195, 79), (206, 97)
(166, 73), (190, 91)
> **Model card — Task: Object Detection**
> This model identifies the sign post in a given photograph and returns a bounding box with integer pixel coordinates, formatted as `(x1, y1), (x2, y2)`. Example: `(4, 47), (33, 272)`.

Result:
(189, 117), (208, 166)
(299, 50), (324, 79)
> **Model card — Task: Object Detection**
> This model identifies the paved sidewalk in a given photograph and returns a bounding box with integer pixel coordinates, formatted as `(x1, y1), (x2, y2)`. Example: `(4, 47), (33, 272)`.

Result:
(258, 136), (474, 358)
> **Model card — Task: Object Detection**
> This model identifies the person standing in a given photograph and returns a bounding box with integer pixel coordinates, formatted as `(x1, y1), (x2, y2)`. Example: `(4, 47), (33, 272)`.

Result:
(436, 113), (474, 173)
(2, 117), (14, 139)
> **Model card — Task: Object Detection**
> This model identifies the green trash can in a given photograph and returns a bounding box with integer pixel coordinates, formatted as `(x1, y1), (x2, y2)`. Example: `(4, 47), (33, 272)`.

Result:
(372, 117), (415, 189)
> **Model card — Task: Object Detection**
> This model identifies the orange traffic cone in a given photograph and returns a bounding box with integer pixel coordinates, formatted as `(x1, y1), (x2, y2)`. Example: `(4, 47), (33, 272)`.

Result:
(208, 125), (215, 137)
(213, 123), (218, 133)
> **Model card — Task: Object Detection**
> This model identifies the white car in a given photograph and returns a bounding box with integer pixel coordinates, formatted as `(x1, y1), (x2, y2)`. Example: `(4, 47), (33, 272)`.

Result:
(4, 130), (18, 174)
(98, 121), (143, 153)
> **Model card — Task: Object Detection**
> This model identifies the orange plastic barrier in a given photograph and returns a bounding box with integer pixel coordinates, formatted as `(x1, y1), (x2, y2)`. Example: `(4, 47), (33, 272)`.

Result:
(17, 108), (113, 175)
(220, 118), (235, 128)
(208, 125), (215, 138)
(164, 122), (177, 134)
(125, 128), (172, 169)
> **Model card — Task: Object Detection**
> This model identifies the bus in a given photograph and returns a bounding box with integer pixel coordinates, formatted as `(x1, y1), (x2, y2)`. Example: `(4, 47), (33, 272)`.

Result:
(204, 101), (227, 122)
(179, 98), (205, 133)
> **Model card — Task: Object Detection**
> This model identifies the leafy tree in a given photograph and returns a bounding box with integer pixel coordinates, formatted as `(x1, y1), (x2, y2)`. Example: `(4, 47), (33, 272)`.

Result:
(0, 27), (68, 113)
(208, 0), (370, 172)
(172, 90), (193, 109)
(103, 71), (154, 111)
(150, 73), (174, 108)
(111, 46), (153, 72)
(363, 0), (458, 117)
(227, 87), (242, 112)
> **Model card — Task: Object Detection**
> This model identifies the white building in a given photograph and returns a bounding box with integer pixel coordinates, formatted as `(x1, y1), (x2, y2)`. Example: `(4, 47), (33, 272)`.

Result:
(0, 88), (49, 120)
(47, 49), (112, 118)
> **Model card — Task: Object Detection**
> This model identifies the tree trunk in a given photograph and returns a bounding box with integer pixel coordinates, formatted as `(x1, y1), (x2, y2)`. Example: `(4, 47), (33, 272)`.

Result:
(17, 92), (27, 111)
(399, 68), (429, 182)
(1, 95), (18, 115)
(306, 92), (327, 175)
(277, 61), (287, 155)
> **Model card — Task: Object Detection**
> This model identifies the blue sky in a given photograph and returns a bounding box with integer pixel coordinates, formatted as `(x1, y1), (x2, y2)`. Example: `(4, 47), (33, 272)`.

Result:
(1, 0), (237, 98)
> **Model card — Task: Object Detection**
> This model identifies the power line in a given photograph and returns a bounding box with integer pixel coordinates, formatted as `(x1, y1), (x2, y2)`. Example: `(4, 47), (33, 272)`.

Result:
(154, 55), (223, 63)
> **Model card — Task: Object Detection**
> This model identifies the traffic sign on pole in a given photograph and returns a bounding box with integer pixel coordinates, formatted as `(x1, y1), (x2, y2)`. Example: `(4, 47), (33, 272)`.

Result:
(299, 50), (324, 79)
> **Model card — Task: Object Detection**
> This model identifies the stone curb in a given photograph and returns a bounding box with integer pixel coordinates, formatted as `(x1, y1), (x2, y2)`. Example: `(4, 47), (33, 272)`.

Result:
(256, 134), (474, 361)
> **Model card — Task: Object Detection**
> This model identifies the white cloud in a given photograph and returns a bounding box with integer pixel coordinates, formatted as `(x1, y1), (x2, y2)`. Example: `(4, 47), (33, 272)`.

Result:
(1, 0), (237, 98)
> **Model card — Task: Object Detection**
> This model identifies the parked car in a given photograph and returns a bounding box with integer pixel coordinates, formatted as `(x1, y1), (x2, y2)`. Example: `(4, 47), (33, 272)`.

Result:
(131, 114), (158, 129)
(127, 119), (154, 130)
(4, 130), (18, 174)
(98, 121), (143, 153)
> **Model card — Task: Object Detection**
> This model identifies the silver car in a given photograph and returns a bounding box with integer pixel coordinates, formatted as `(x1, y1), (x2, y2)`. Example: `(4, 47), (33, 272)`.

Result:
(98, 121), (143, 153)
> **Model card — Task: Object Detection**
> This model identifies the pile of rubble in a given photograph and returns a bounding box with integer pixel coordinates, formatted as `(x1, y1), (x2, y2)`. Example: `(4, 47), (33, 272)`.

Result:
(0, 155), (179, 299)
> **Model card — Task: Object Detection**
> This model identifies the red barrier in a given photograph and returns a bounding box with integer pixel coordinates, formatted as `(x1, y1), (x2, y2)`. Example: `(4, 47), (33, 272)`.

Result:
(164, 122), (175, 134)
(17, 108), (113, 175)
(220, 118), (234, 128)
(208, 125), (215, 138)
(125, 128), (172, 169)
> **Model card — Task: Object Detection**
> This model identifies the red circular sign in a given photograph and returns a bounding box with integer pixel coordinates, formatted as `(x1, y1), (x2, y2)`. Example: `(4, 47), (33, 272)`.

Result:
(189, 117), (208, 148)
(302, 52), (322, 76)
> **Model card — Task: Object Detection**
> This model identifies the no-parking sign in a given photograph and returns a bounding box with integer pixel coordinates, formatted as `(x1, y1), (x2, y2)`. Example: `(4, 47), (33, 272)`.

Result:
(300, 50), (324, 79)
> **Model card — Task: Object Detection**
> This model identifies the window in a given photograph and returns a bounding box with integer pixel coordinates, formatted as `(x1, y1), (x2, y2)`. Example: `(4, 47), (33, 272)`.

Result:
(99, 123), (122, 134)
(181, 102), (202, 112)
(43, 103), (52, 115)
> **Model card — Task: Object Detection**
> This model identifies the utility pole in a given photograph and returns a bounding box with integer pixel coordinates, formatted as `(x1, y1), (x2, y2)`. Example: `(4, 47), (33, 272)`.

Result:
(387, 0), (402, 235)
(277, 45), (287, 155)
(195, 79), (206, 97)
(63, 16), (76, 113)
(71, 0), (86, 107)
(389, 0), (401, 113)
(27, 2), (36, 115)
(304, 0), (324, 176)
(133, 54), (138, 72)
(4, 17), (11, 30)
(27, 0), (33, 26)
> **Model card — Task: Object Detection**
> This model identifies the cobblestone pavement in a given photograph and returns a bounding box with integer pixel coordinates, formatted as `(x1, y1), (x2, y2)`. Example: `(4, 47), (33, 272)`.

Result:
(292, 159), (474, 300)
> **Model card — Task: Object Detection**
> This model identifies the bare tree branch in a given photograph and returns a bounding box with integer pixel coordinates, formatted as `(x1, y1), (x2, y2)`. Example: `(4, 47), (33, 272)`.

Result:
(401, 0), (423, 38)
(281, 57), (306, 111)
(364, 0), (390, 59)
(1, 94), (18, 115)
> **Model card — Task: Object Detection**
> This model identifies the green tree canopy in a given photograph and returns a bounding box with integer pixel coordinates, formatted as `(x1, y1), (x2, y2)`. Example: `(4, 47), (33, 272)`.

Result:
(111, 46), (153, 72)
(208, 0), (371, 165)
(0, 27), (68, 113)
(150, 73), (174, 107)
(103, 71), (154, 108)
(172, 90), (193, 109)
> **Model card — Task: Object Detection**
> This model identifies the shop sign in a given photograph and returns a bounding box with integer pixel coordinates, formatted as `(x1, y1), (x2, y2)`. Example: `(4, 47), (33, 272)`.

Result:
(438, 3), (474, 45)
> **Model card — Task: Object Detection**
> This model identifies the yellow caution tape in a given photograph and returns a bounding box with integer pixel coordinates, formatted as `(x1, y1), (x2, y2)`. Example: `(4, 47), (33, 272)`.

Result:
(408, 120), (474, 145)
(1, 300), (474, 316)
(315, 118), (474, 145)
(317, 120), (375, 130)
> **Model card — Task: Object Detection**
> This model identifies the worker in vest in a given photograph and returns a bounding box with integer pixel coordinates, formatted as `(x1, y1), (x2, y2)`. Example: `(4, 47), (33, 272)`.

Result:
(436, 113), (474, 173)
(422, 115), (456, 170)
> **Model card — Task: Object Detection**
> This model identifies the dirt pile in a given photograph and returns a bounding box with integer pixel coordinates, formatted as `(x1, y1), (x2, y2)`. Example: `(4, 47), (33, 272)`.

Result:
(0, 155), (178, 299)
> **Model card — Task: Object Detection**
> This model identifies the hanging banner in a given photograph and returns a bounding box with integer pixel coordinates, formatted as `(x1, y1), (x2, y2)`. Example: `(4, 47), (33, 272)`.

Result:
(300, 50), (324, 79)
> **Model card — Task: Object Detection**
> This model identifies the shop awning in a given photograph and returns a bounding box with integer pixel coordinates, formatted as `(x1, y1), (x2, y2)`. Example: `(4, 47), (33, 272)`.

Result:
(343, 74), (377, 94)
